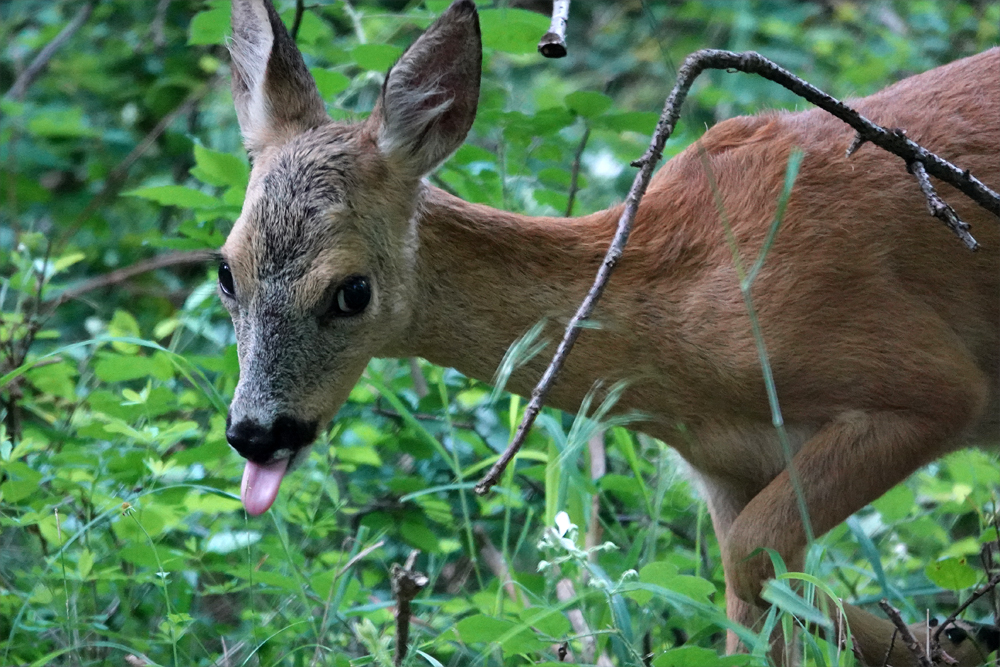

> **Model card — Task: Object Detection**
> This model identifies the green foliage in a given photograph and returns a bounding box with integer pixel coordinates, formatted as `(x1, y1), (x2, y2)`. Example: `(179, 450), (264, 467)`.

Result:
(1, 1), (998, 665)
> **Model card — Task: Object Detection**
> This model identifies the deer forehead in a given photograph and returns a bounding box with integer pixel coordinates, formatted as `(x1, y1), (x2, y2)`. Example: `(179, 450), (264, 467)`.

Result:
(225, 125), (386, 273)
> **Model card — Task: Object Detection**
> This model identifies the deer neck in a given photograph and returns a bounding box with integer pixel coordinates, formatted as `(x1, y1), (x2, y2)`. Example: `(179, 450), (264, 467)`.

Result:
(391, 185), (623, 405)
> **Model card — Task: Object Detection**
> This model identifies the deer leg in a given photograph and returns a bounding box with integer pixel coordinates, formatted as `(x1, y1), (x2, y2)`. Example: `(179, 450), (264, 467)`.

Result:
(704, 478), (802, 666)
(722, 382), (987, 659)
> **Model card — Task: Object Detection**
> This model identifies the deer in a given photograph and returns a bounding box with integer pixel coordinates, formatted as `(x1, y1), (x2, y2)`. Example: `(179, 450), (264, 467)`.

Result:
(218, 0), (999, 663)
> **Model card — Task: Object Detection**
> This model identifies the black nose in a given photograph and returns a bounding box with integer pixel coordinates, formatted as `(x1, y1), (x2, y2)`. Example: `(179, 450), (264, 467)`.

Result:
(226, 415), (317, 463)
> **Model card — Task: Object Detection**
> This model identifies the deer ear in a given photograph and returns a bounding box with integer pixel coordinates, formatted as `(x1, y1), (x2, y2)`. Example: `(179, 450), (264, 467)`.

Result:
(229, 0), (328, 154)
(369, 0), (482, 177)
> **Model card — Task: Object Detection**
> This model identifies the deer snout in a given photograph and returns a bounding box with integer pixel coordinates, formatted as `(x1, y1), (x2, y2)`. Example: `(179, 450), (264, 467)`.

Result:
(225, 414), (318, 464)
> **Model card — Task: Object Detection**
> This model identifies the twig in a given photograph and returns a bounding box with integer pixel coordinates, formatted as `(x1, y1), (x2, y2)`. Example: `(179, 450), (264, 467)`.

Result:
(4, 1), (95, 101)
(290, 0), (305, 42)
(878, 599), (932, 667)
(336, 539), (385, 578)
(565, 126), (590, 217)
(151, 0), (173, 50)
(391, 560), (428, 667)
(909, 159), (978, 250)
(880, 628), (898, 667)
(538, 0), (570, 58)
(46, 249), (215, 308)
(474, 48), (999, 495)
(933, 573), (1000, 644)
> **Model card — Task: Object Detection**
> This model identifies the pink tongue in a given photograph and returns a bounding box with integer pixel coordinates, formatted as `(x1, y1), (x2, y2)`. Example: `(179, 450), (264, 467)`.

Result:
(240, 458), (289, 516)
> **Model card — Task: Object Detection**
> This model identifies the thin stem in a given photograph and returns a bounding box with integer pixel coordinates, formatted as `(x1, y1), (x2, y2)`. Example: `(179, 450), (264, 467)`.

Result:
(565, 125), (590, 217)
(4, 1), (96, 102)
(290, 0), (305, 42)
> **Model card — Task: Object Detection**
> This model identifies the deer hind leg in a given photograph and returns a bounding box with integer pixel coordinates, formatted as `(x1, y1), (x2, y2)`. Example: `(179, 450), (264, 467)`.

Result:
(721, 357), (988, 661)
(702, 475), (798, 662)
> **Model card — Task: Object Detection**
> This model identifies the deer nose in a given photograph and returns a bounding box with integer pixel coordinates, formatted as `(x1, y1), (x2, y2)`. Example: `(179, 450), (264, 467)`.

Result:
(225, 415), (318, 463)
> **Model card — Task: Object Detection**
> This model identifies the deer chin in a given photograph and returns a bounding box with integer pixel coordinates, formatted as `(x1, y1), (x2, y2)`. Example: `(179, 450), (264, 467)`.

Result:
(240, 457), (289, 516)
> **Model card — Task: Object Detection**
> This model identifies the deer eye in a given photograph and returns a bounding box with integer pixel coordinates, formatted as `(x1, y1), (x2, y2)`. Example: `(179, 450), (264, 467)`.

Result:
(218, 262), (236, 297)
(329, 276), (371, 317)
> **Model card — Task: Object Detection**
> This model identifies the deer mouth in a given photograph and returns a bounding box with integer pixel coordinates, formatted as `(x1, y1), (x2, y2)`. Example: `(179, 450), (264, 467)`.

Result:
(240, 457), (290, 515)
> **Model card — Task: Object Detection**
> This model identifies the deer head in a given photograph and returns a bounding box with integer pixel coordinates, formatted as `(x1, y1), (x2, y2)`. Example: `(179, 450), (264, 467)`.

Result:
(221, 0), (481, 514)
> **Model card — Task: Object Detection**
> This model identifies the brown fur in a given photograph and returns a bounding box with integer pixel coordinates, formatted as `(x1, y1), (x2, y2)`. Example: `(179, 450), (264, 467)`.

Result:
(222, 1), (999, 663)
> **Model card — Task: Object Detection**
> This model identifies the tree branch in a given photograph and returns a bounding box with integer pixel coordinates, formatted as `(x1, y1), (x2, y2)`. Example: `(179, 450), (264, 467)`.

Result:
(4, 1), (96, 102)
(878, 600), (933, 667)
(474, 48), (1000, 495)
(47, 249), (215, 308)
(538, 0), (570, 58)
(909, 160), (978, 249)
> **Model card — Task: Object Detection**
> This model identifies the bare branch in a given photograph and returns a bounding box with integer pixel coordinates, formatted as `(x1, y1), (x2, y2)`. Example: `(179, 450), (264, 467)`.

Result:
(336, 540), (385, 579)
(538, 0), (570, 58)
(47, 250), (215, 308)
(910, 159), (978, 250)
(880, 628), (898, 667)
(878, 600), (932, 667)
(474, 48), (999, 495)
(4, 2), (95, 102)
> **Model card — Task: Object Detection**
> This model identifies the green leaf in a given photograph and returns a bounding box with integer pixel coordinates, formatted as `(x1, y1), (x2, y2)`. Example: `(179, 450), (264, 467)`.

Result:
(189, 2), (231, 45)
(872, 484), (915, 522)
(454, 614), (546, 656)
(565, 90), (613, 118)
(77, 549), (94, 579)
(125, 185), (223, 210)
(628, 561), (680, 605)
(336, 443), (383, 468)
(352, 44), (403, 71)
(26, 361), (77, 401)
(455, 614), (513, 645)
(311, 68), (351, 99)
(518, 606), (571, 639)
(400, 519), (440, 553)
(108, 310), (141, 353)
(479, 9), (550, 55)
(52, 252), (86, 274)
(654, 647), (753, 667)
(925, 557), (978, 591)
(760, 579), (831, 628)
(190, 144), (249, 189)
(92, 353), (172, 383)
(27, 108), (98, 138)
